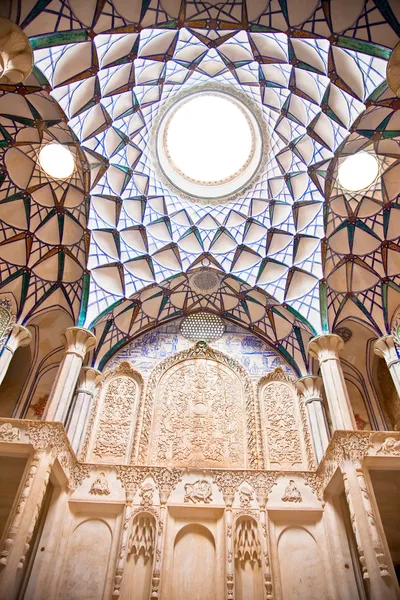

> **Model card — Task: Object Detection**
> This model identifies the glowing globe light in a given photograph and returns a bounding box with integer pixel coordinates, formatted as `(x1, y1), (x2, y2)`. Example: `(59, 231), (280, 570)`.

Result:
(338, 152), (379, 192)
(38, 143), (75, 179)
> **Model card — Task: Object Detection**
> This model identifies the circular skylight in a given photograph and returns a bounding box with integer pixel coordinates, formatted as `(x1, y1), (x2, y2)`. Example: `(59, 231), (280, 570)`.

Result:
(180, 313), (226, 342)
(155, 88), (264, 202)
(338, 152), (379, 192)
(165, 94), (253, 184)
(38, 143), (75, 179)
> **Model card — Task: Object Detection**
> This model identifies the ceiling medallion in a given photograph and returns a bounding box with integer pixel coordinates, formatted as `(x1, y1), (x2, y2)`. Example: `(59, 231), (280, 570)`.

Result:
(189, 270), (221, 295)
(151, 83), (269, 205)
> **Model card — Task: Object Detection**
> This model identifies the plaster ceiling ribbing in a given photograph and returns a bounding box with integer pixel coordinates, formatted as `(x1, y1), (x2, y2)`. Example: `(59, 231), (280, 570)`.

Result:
(0, 0), (398, 372)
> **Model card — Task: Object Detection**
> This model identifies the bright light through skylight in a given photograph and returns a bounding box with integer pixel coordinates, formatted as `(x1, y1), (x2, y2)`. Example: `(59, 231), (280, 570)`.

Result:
(165, 94), (253, 184)
(38, 143), (75, 179)
(338, 152), (379, 192)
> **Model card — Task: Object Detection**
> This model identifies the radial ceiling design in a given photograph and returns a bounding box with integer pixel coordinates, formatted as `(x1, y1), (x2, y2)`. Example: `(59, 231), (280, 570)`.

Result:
(30, 23), (389, 331)
(0, 73), (88, 322)
(0, 0), (399, 369)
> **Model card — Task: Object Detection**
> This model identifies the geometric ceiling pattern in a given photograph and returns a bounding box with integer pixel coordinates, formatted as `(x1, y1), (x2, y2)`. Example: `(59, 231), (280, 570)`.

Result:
(32, 27), (387, 331)
(0, 0), (399, 371)
(0, 77), (89, 323)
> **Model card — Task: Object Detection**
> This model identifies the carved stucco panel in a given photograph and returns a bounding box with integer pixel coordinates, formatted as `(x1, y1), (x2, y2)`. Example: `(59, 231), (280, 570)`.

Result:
(259, 368), (309, 470)
(85, 363), (143, 464)
(149, 358), (247, 469)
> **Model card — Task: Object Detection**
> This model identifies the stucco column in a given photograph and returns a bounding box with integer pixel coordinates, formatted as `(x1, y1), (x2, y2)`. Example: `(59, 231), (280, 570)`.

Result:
(374, 335), (400, 399)
(308, 334), (355, 431)
(0, 324), (31, 386)
(66, 366), (102, 454)
(296, 375), (330, 462)
(43, 327), (96, 424)
(342, 462), (397, 599)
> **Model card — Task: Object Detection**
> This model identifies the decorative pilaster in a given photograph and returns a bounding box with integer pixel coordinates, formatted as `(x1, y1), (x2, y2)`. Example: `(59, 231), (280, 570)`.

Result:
(342, 470), (369, 580)
(255, 489), (273, 600)
(296, 375), (330, 462)
(308, 334), (355, 431)
(112, 494), (134, 598)
(18, 457), (53, 569)
(0, 450), (42, 567)
(0, 324), (31, 386)
(66, 367), (102, 454)
(374, 335), (400, 399)
(225, 498), (234, 600)
(43, 327), (97, 424)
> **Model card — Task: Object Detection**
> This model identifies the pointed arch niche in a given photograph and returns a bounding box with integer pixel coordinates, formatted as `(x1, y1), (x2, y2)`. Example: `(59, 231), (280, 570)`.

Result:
(137, 342), (262, 469)
(84, 361), (144, 464)
(258, 367), (315, 470)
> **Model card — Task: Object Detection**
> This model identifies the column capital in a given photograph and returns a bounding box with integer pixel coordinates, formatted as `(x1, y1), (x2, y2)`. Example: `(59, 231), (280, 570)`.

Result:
(308, 333), (344, 362)
(5, 324), (32, 354)
(61, 327), (96, 359)
(76, 366), (103, 395)
(374, 334), (399, 368)
(295, 375), (324, 403)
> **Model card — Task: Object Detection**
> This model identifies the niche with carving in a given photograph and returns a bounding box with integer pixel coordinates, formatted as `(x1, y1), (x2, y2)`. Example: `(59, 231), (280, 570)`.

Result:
(121, 513), (156, 600)
(234, 516), (263, 600)
(140, 344), (261, 469)
(86, 362), (143, 464)
(258, 367), (312, 469)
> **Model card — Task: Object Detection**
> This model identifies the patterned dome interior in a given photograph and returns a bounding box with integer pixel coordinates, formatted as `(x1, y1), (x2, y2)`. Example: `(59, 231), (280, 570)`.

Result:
(1, 0), (400, 371)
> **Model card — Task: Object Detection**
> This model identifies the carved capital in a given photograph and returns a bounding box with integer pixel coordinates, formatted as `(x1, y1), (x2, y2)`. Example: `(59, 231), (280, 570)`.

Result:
(295, 375), (324, 403)
(76, 366), (103, 395)
(61, 327), (96, 359)
(308, 334), (344, 363)
(5, 324), (32, 354)
(374, 335), (399, 368)
(0, 18), (33, 84)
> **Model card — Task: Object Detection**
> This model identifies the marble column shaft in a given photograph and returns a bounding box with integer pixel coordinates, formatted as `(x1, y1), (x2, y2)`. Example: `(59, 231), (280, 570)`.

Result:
(308, 334), (355, 431)
(43, 327), (96, 424)
(296, 375), (330, 462)
(374, 334), (400, 399)
(0, 324), (31, 386)
(66, 366), (102, 454)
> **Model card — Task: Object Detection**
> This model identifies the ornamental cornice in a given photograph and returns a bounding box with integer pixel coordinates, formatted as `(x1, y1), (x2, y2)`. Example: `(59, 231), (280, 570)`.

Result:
(3, 420), (400, 507)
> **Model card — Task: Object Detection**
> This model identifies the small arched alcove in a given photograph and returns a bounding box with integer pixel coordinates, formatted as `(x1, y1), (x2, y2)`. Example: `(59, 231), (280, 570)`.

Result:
(170, 523), (216, 600)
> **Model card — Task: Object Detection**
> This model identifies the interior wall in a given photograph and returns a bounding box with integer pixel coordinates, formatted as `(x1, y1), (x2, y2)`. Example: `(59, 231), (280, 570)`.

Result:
(370, 469), (400, 583)
(0, 455), (28, 541)
(0, 345), (31, 418)
(336, 319), (386, 430)
(105, 318), (294, 381)
(14, 308), (73, 418)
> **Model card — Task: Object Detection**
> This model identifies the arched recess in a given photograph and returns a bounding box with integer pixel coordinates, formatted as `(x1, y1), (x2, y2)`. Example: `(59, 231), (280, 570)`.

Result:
(58, 519), (112, 600)
(234, 515), (263, 600)
(136, 341), (262, 469)
(0, 344), (31, 418)
(170, 523), (216, 600)
(82, 361), (144, 464)
(121, 511), (156, 600)
(12, 307), (74, 418)
(277, 526), (327, 599)
(258, 367), (315, 470)
(333, 318), (387, 431)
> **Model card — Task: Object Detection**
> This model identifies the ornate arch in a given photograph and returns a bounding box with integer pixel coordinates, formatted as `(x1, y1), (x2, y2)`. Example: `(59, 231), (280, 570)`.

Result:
(82, 361), (144, 464)
(136, 341), (263, 469)
(258, 367), (315, 470)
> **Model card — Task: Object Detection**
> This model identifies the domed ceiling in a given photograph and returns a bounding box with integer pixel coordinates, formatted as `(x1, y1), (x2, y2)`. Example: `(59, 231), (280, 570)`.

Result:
(0, 0), (399, 371)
